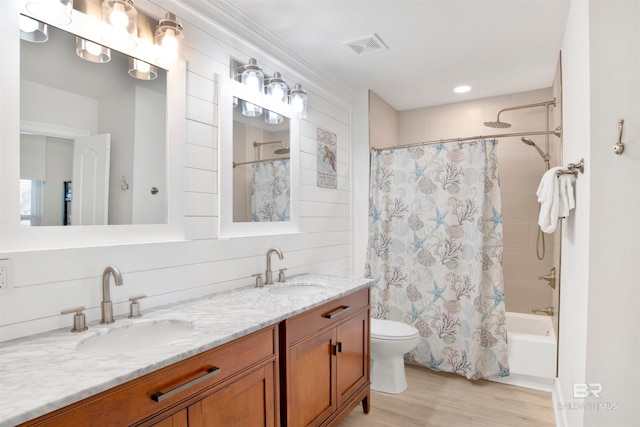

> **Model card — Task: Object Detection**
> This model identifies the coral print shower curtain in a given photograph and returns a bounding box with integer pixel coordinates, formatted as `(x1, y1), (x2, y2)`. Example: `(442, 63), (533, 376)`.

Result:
(251, 159), (290, 222)
(365, 139), (509, 380)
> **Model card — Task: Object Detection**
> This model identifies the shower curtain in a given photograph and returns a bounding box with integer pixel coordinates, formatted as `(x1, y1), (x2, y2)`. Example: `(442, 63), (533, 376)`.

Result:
(251, 159), (290, 222)
(365, 139), (509, 380)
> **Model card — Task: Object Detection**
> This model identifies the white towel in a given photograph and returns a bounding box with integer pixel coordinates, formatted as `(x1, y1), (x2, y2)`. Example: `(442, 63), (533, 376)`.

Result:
(536, 167), (576, 233)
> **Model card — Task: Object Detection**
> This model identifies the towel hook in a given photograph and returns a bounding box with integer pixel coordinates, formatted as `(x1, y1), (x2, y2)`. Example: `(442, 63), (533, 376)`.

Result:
(613, 119), (625, 155)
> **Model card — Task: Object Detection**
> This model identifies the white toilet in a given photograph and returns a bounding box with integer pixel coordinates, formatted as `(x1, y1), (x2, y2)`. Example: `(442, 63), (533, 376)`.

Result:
(370, 318), (420, 394)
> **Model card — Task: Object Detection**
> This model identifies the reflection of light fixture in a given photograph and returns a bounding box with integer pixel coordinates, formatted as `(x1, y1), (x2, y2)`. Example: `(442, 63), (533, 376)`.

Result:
(19, 15), (49, 43)
(155, 12), (183, 69)
(266, 72), (288, 103)
(76, 37), (111, 63)
(240, 58), (264, 93)
(25, 0), (73, 26)
(101, 0), (137, 48)
(128, 57), (157, 80)
(242, 100), (262, 117)
(290, 83), (308, 118)
(265, 110), (283, 125)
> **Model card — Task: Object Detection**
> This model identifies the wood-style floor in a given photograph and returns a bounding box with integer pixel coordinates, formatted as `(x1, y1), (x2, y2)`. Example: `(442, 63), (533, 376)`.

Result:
(341, 365), (556, 427)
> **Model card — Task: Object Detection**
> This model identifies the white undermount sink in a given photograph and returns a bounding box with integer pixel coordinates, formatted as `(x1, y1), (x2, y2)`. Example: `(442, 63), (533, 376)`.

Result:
(77, 321), (194, 356)
(269, 284), (326, 296)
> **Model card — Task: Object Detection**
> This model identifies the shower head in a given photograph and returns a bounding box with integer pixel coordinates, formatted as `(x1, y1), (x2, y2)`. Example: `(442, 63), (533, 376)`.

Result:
(521, 137), (550, 161)
(274, 147), (290, 155)
(483, 120), (512, 129)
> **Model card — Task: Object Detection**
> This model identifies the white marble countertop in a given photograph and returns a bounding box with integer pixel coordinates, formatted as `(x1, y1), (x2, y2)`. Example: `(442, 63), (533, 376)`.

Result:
(0, 274), (371, 427)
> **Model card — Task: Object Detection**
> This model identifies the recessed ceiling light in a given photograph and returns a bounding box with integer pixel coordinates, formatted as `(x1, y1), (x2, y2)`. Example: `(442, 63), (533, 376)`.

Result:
(454, 85), (472, 93)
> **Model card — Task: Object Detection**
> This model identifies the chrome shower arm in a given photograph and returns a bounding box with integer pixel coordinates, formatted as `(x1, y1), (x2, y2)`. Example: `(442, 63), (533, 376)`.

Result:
(495, 100), (556, 121)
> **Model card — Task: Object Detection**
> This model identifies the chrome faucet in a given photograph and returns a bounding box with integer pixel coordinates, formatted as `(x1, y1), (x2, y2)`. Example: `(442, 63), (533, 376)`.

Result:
(532, 306), (555, 316)
(265, 248), (284, 285)
(101, 265), (123, 324)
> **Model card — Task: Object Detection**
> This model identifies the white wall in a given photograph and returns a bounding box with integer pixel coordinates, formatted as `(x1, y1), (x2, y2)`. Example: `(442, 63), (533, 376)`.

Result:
(558, 1), (640, 426)
(0, 1), (352, 341)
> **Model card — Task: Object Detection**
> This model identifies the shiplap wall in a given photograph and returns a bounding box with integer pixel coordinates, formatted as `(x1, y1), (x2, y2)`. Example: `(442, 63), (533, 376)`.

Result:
(0, 3), (352, 342)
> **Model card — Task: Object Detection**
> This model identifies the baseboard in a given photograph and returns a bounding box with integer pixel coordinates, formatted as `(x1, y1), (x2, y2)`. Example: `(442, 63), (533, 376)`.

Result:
(553, 378), (568, 427)
(489, 373), (555, 392)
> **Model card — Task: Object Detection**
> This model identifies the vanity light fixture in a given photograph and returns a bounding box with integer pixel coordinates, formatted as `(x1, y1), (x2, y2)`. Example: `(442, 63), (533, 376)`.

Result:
(290, 83), (308, 119)
(19, 15), (49, 43)
(240, 58), (264, 94)
(24, 0), (73, 26)
(128, 57), (157, 80)
(266, 72), (288, 103)
(75, 37), (111, 63)
(155, 12), (183, 69)
(101, 0), (138, 48)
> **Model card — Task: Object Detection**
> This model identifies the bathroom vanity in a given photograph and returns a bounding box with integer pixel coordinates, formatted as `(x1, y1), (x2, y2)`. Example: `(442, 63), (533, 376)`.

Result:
(1, 275), (370, 427)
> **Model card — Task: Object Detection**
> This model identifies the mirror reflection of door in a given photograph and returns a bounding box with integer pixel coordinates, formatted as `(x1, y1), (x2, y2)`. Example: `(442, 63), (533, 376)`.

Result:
(72, 134), (111, 225)
(19, 133), (111, 226)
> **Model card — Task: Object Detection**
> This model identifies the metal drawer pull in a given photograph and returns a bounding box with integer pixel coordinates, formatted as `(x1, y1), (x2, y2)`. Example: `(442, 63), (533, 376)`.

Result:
(332, 342), (343, 356)
(151, 366), (221, 402)
(323, 306), (351, 319)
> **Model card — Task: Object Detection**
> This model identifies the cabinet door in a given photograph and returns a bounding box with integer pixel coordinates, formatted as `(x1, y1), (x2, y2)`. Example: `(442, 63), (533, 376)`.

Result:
(335, 309), (369, 408)
(149, 409), (188, 427)
(287, 329), (335, 427)
(188, 362), (277, 427)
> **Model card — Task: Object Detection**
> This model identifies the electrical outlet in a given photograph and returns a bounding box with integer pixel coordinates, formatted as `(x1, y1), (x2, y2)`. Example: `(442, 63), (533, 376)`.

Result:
(0, 258), (13, 294)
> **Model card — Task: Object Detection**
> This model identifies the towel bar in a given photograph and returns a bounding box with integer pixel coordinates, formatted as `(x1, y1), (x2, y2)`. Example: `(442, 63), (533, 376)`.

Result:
(556, 158), (584, 176)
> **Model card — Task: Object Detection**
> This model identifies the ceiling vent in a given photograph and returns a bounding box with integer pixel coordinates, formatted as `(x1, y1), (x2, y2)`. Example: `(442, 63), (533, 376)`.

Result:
(345, 33), (388, 55)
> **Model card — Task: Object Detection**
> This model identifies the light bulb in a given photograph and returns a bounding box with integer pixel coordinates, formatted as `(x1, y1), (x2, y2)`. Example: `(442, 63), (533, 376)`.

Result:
(245, 72), (260, 92)
(20, 15), (39, 33)
(85, 40), (104, 56)
(291, 96), (304, 114)
(136, 60), (150, 73)
(109, 2), (129, 28)
(271, 86), (285, 101)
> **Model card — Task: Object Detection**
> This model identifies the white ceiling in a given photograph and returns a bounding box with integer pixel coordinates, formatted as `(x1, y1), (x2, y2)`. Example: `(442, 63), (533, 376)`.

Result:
(207, 0), (571, 111)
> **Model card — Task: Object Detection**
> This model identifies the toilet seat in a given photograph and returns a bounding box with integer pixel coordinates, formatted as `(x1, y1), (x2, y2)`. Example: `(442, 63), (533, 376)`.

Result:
(371, 318), (419, 341)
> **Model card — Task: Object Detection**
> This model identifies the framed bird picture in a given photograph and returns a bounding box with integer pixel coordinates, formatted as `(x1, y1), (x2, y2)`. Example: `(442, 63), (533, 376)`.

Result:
(317, 127), (337, 189)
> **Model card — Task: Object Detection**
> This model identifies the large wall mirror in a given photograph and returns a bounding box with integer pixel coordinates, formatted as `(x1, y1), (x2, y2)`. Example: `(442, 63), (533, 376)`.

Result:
(20, 24), (168, 226)
(219, 79), (299, 237)
(0, 2), (185, 251)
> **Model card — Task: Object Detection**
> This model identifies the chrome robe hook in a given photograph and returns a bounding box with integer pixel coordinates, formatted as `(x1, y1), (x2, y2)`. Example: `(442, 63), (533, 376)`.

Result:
(613, 119), (625, 155)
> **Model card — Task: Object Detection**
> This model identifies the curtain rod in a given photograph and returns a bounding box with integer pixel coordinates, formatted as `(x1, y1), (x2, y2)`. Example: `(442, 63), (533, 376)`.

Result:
(371, 128), (562, 152)
(232, 157), (290, 168)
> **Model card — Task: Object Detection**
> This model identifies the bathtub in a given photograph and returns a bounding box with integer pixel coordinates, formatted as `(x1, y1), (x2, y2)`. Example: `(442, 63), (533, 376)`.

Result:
(506, 312), (556, 378)
(491, 312), (557, 390)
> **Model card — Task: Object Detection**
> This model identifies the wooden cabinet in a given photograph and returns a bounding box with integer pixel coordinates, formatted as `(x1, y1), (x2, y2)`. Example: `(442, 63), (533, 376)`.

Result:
(280, 287), (370, 427)
(20, 326), (279, 427)
(19, 287), (370, 427)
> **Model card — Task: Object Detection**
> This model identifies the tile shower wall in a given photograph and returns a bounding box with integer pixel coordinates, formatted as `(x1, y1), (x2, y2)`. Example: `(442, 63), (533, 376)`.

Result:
(0, 5), (352, 341)
(372, 88), (557, 314)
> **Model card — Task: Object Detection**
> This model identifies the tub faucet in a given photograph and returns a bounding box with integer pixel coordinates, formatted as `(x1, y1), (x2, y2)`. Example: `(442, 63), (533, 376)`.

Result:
(532, 306), (555, 316)
(265, 248), (284, 285)
(101, 265), (123, 324)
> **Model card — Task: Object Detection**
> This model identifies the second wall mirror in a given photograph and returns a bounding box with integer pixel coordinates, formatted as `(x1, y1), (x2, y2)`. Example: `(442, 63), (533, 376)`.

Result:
(219, 78), (299, 237)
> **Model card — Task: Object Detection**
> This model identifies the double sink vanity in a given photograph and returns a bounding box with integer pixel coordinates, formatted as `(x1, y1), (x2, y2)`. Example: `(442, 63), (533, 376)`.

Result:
(0, 274), (371, 427)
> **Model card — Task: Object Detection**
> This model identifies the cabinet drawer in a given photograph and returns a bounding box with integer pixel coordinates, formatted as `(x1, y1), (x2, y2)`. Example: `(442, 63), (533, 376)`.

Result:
(22, 326), (277, 427)
(285, 288), (369, 345)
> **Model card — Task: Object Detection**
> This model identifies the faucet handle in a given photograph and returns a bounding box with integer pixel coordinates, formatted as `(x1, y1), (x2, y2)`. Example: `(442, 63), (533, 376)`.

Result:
(278, 268), (288, 283)
(61, 306), (89, 333)
(128, 295), (147, 318)
(252, 273), (264, 288)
